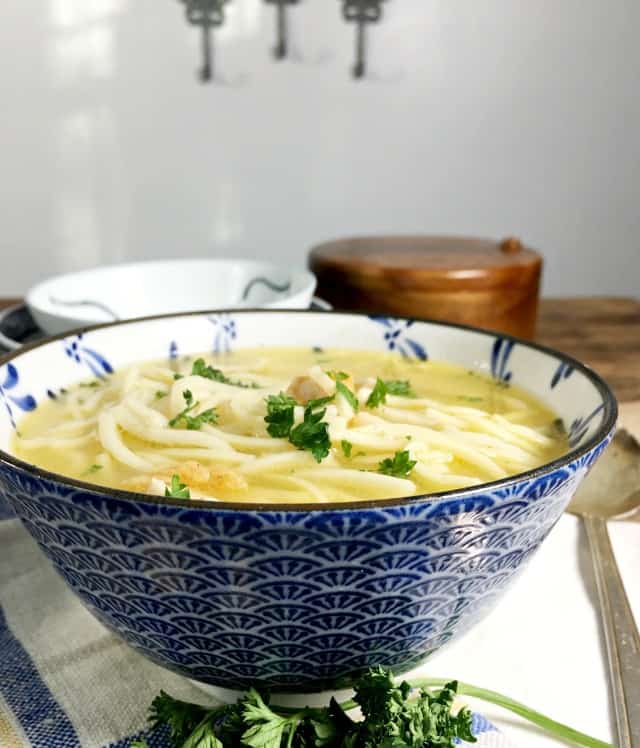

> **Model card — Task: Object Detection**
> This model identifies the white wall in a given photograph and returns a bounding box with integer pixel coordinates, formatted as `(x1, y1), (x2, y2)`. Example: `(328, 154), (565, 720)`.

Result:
(1, 0), (638, 296)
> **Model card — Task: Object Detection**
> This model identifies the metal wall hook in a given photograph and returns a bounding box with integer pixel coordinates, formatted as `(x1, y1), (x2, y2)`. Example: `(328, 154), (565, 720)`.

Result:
(341, 0), (386, 79)
(179, 0), (230, 82)
(265, 0), (300, 61)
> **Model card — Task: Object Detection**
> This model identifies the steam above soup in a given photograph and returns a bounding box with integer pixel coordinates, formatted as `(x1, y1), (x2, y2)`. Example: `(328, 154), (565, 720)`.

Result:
(13, 347), (567, 503)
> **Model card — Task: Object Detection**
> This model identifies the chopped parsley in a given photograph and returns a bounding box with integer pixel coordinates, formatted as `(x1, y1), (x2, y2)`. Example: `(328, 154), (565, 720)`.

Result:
(79, 380), (101, 388)
(336, 380), (359, 411)
(155, 390), (168, 400)
(385, 379), (413, 396)
(340, 439), (353, 458)
(379, 450), (417, 478)
(366, 378), (414, 408)
(173, 373), (183, 381)
(265, 392), (297, 438)
(327, 370), (349, 382)
(84, 464), (103, 476)
(366, 378), (388, 408)
(191, 358), (260, 389)
(289, 405), (331, 463)
(164, 474), (190, 499)
(457, 395), (484, 403)
(264, 392), (331, 462)
(168, 390), (217, 430)
(549, 418), (566, 438)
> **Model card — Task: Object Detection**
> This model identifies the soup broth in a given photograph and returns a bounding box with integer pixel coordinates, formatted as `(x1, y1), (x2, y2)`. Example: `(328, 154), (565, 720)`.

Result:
(13, 347), (567, 503)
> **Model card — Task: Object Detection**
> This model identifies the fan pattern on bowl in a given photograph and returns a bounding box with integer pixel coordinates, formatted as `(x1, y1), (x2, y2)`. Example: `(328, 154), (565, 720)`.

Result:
(0, 441), (608, 692)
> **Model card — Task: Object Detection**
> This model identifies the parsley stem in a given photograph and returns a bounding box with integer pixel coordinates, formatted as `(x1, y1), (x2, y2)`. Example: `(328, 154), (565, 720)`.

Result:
(408, 679), (616, 748)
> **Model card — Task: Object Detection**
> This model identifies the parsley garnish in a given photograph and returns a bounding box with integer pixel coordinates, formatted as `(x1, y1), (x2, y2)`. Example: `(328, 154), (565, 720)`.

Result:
(79, 380), (101, 388)
(191, 358), (260, 389)
(168, 390), (217, 430)
(366, 378), (388, 408)
(385, 379), (413, 396)
(366, 378), (414, 408)
(327, 370), (349, 382)
(264, 393), (331, 462)
(457, 396), (484, 403)
(341, 439), (353, 458)
(155, 390), (167, 400)
(173, 373), (183, 381)
(289, 405), (331, 463)
(265, 392), (297, 438)
(336, 380), (359, 411)
(164, 474), (190, 499)
(83, 464), (103, 476)
(379, 450), (417, 478)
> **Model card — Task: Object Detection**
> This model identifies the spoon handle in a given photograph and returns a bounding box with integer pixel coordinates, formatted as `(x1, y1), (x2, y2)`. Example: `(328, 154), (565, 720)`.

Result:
(584, 515), (640, 748)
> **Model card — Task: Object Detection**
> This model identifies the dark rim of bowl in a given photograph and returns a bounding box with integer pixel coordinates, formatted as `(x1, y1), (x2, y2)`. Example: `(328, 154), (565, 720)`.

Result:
(0, 308), (618, 513)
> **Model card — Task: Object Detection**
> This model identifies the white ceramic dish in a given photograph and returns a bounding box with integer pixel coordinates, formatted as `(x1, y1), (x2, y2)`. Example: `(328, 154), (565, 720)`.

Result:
(26, 259), (316, 336)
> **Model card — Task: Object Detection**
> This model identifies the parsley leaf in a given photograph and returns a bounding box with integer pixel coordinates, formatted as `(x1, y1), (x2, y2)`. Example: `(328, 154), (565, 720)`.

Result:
(164, 474), (191, 499)
(378, 450), (417, 478)
(192, 358), (260, 389)
(367, 378), (414, 408)
(84, 464), (103, 476)
(265, 393), (332, 462)
(366, 378), (388, 408)
(289, 405), (331, 463)
(79, 379), (101, 388)
(241, 688), (303, 747)
(336, 380), (359, 411)
(341, 439), (353, 458)
(305, 395), (335, 410)
(169, 390), (218, 431)
(327, 370), (349, 382)
(385, 379), (413, 397)
(155, 390), (167, 400)
(265, 392), (297, 438)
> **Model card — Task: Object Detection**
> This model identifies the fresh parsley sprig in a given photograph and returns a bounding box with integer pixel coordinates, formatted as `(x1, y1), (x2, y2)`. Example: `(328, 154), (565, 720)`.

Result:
(169, 390), (218, 431)
(133, 666), (614, 748)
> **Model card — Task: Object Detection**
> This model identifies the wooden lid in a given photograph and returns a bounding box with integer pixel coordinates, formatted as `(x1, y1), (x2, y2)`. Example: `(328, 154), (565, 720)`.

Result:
(309, 235), (542, 291)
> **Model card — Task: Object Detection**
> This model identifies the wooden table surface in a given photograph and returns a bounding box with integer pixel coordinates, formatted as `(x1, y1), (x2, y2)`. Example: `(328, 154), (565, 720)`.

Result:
(2, 296), (639, 402)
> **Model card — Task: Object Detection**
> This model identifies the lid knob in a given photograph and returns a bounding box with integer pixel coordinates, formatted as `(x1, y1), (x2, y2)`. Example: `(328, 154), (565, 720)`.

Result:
(500, 236), (523, 255)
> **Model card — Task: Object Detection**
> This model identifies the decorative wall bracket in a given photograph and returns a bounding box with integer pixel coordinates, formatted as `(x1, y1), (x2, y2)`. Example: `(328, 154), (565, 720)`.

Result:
(179, 0), (231, 81)
(342, 0), (387, 79)
(264, 0), (300, 60)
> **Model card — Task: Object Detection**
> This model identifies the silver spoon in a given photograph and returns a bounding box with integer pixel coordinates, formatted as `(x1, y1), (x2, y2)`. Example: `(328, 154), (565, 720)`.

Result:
(569, 428), (640, 748)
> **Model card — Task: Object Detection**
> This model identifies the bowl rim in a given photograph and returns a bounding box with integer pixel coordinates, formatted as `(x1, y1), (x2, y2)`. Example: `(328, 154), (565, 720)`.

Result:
(0, 308), (618, 513)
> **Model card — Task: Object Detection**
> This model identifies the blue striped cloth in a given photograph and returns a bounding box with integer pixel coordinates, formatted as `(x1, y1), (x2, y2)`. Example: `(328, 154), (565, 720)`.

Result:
(0, 517), (505, 748)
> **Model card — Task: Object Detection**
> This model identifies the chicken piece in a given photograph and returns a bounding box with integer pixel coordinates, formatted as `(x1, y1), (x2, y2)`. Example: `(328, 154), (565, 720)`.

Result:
(124, 460), (248, 497)
(287, 375), (332, 405)
(209, 470), (248, 492)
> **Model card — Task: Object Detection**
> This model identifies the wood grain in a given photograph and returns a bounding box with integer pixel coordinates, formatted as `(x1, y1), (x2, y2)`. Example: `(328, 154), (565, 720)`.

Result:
(537, 297), (640, 404)
(1, 296), (638, 401)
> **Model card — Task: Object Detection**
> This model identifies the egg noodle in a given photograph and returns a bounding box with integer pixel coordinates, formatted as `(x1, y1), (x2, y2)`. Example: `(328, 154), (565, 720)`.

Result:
(13, 347), (567, 503)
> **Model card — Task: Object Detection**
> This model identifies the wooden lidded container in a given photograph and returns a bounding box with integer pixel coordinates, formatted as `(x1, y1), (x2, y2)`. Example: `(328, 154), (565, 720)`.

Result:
(309, 235), (543, 339)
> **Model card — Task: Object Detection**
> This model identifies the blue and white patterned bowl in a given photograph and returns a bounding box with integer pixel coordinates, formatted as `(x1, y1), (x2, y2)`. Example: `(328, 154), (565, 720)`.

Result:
(0, 311), (616, 692)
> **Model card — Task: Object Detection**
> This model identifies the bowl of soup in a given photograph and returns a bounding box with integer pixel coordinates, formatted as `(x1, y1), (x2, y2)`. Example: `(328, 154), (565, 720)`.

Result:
(0, 311), (616, 691)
